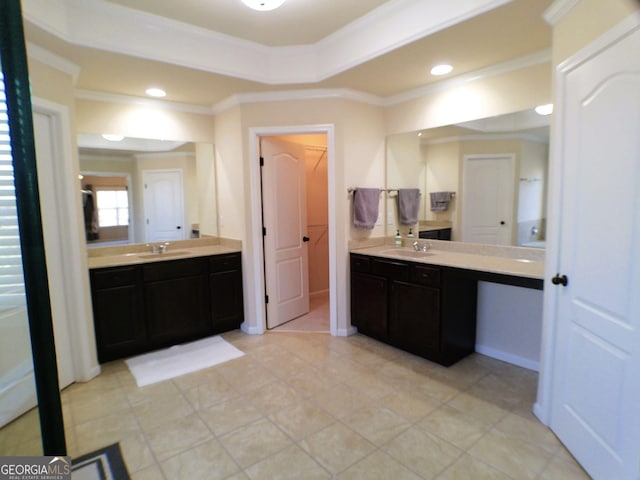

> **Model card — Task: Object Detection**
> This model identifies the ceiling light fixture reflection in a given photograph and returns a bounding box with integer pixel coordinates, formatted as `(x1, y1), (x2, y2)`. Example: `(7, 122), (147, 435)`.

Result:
(145, 87), (166, 98)
(535, 104), (554, 116)
(101, 134), (124, 142)
(430, 64), (453, 76)
(241, 0), (286, 11)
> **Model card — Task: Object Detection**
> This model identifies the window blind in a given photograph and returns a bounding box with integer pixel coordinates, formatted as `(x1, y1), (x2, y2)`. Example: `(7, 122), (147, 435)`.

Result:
(0, 70), (26, 308)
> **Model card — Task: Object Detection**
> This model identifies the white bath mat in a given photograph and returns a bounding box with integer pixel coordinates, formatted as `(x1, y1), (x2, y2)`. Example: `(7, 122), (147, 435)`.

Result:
(125, 335), (244, 387)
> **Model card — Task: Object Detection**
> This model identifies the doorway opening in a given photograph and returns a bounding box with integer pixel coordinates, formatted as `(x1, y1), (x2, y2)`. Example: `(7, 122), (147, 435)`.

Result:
(259, 134), (329, 333)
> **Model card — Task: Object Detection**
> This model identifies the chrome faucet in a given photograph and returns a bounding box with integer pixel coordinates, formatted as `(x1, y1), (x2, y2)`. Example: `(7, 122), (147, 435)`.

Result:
(412, 241), (430, 252)
(146, 242), (170, 254)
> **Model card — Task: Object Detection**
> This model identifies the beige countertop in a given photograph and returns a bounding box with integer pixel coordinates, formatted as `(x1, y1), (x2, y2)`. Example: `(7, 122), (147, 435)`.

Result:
(350, 241), (545, 280)
(87, 238), (242, 269)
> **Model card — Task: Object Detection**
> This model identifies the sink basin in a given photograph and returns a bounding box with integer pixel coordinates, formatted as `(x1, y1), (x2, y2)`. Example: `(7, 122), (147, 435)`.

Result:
(379, 249), (434, 259)
(137, 250), (192, 260)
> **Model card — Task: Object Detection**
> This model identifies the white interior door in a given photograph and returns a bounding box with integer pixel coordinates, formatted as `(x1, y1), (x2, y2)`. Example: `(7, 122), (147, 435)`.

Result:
(549, 25), (640, 480)
(143, 169), (185, 242)
(462, 154), (514, 245)
(261, 137), (310, 329)
(32, 111), (74, 390)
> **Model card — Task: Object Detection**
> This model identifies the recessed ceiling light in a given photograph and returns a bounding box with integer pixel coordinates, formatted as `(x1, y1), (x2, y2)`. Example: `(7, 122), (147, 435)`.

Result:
(535, 103), (554, 116)
(145, 87), (166, 98)
(241, 0), (286, 11)
(101, 134), (124, 142)
(430, 64), (453, 76)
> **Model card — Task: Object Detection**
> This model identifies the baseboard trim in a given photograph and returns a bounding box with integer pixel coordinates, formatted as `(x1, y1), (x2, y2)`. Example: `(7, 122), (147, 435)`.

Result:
(475, 344), (539, 371)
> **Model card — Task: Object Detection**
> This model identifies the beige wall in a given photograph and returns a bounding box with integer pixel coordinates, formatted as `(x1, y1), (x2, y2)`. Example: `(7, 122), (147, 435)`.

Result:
(552, 0), (639, 64)
(214, 106), (245, 240)
(75, 99), (215, 143)
(385, 63), (552, 135)
(386, 132), (425, 233)
(424, 141), (461, 232)
(195, 142), (218, 238)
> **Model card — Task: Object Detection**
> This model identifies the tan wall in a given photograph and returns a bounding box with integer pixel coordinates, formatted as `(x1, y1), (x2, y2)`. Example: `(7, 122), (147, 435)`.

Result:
(214, 106), (244, 240)
(75, 99), (215, 143)
(552, 0), (639, 64)
(385, 63), (552, 135)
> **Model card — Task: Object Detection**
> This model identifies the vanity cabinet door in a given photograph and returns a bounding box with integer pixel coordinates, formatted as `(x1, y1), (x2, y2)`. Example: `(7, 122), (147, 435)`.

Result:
(209, 254), (244, 332)
(143, 258), (211, 347)
(90, 266), (145, 363)
(389, 281), (440, 354)
(351, 272), (388, 340)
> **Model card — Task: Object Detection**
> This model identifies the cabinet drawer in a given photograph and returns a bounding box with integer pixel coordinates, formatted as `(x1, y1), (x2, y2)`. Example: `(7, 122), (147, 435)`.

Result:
(209, 253), (241, 273)
(411, 265), (440, 287)
(143, 257), (206, 282)
(372, 259), (409, 282)
(91, 266), (137, 289)
(350, 254), (371, 273)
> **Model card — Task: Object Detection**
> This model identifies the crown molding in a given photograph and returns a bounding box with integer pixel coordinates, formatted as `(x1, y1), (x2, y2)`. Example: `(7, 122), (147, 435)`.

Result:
(384, 49), (552, 106)
(22, 0), (511, 85)
(543, 0), (580, 26)
(211, 88), (384, 115)
(75, 49), (550, 116)
(422, 132), (549, 146)
(75, 89), (214, 116)
(26, 42), (81, 83)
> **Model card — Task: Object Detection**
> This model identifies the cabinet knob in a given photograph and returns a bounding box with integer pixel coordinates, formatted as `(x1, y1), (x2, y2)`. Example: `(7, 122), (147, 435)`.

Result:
(551, 274), (568, 287)
(302, 236), (310, 242)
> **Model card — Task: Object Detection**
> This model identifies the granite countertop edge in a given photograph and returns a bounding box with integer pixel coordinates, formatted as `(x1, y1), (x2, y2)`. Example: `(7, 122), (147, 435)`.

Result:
(350, 243), (545, 280)
(88, 239), (242, 269)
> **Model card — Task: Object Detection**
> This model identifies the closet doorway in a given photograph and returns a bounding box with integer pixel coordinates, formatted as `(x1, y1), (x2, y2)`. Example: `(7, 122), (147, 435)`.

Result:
(260, 134), (329, 332)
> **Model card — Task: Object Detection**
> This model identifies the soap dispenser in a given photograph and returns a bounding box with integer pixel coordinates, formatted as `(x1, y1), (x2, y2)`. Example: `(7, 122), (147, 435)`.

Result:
(407, 228), (414, 239)
(394, 230), (402, 246)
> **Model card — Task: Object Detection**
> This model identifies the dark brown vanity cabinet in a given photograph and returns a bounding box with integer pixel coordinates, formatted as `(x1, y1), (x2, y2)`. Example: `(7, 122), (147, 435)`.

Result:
(350, 253), (476, 366)
(209, 254), (244, 333)
(90, 253), (244, 363)
(90, 266), (146, 362)
(143, 257), (210, 347)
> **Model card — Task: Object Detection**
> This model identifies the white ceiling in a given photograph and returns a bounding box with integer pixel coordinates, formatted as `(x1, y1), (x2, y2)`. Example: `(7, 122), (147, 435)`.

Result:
(22, 0), (554, 108)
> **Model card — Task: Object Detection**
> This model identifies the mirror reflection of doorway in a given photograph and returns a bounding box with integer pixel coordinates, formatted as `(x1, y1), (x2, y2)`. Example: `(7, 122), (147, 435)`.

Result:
(81, 173), (133, 246)
(260, 134), (329, 333)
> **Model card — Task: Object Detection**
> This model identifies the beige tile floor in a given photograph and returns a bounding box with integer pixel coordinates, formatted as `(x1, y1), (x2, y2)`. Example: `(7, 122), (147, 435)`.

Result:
(1, 331), (590, 479)
(273, 292), (330, 333)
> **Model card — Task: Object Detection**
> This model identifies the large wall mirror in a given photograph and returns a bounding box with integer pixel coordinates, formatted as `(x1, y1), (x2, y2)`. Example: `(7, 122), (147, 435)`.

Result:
(78, 134), (217, 247)
(386, 109), (550, 248)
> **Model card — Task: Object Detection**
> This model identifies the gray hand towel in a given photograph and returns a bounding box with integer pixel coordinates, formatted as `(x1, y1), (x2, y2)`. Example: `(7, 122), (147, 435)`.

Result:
(430, 191), (453, 212)
(353, 188), (380, 229)
(397, 188), (420, 225)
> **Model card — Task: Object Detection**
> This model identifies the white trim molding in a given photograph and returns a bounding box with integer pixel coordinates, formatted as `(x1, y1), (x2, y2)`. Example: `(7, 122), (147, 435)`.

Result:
(543, 0), (580, 26)
(75, 89), (214, 116)
(26, 42), (81, 83)
(23, 0), (512, 86)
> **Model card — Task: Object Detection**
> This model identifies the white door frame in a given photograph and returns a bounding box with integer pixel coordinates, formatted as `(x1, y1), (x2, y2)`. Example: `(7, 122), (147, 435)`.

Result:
(32, 98), (101, 383)
(247, 125), (337, 336)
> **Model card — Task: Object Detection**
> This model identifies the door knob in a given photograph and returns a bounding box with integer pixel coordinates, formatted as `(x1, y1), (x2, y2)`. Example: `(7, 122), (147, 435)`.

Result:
(551, 274), (568, 286)
(302, 236), (310, 242)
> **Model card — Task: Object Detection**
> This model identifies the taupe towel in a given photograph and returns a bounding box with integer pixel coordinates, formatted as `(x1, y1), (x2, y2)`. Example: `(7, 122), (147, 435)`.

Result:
(430, 191), (454, 212)
(397, 188), (420, 225)
(353, 188), (380, 229)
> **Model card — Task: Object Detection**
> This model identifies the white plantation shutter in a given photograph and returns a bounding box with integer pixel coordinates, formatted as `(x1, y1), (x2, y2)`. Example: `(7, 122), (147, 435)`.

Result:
(0, 71), (26, 309)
